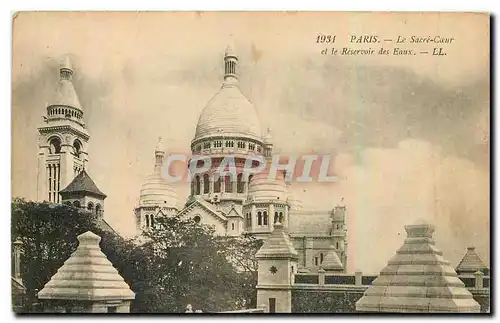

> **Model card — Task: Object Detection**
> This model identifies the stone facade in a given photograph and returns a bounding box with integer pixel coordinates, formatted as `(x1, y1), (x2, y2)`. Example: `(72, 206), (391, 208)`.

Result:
(133, 45), (348, 273)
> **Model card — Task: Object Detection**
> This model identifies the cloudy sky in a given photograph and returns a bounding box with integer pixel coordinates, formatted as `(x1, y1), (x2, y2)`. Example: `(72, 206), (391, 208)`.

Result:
(12, 12), (489, 273)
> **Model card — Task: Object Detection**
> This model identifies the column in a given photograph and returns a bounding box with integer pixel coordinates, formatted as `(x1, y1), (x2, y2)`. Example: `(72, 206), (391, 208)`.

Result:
(251, 204), (256, 232)
(269, 203), (275, 232)
(318, 268), (325, 285)
(200, 177), (204, 195)
(355, 271), (362, 286)
(209, 177), (214, 194)
(474, 271), (484, 289)
(284, 205), (289, 230)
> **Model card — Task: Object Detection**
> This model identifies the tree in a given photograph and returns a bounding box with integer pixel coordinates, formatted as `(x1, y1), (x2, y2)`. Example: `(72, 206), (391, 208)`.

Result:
(11, 198), (132, 312)
(11, 198), (261, 313)
(136, 215), (261, 312)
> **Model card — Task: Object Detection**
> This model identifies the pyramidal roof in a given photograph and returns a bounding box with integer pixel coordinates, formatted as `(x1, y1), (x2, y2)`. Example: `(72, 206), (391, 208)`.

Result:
(456, 246), (488, 274)
(38, 231), (135, 301)
(60, 170), (107, 198)
(256, 223), (298, 259)
(320, 245), (344, 271)
(356, 221), (480, 313)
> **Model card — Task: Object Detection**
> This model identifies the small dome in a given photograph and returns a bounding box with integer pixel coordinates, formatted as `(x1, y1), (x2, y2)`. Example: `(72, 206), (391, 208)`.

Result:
(248, 170), (288, 202)
(193, 85), (262, 142)
(139, 172), (178, 209)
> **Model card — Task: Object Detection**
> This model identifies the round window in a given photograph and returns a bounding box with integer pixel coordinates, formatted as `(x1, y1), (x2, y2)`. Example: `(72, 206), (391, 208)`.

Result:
(193, 215), (201, 223)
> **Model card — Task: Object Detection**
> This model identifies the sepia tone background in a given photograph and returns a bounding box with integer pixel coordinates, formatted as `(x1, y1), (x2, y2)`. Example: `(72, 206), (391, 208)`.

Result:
(11, 12), (489, 273)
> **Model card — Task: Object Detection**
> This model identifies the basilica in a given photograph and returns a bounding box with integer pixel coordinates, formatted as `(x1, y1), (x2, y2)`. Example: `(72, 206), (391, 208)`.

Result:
(36, 44), (348, 273)
(133, 44), (348, 273)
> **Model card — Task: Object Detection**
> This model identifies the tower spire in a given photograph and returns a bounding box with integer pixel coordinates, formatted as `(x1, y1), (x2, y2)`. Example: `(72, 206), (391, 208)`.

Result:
(154, 136), (165, 173)
(60, 55), (73, 81)
(223, 35), (238, 84)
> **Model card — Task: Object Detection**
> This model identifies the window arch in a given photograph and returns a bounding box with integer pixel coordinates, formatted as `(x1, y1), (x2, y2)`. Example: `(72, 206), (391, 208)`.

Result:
(48, 137), (62, 154)
(263, 211), (268, 225)
(224, 175), (232, 193)
(195, 175), (201, 195)
(203, 174), (210, 194)
(257, 211), (262, 226)
(95, 203), (101, 216)
(73, 200), (81, 208)
(87, 202), (94, 212)
(73, 140), (82, 158)
(214, 176), (222, 193)
(237, 173), (244, 193)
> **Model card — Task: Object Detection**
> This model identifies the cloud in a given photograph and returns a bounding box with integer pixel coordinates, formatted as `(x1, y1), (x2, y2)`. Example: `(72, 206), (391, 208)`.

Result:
(290, 139), (489, 273)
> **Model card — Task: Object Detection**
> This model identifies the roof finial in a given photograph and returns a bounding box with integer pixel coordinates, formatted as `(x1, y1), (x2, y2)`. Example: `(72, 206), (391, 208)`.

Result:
(155, 136), (164, 153)
(60, 54), (73, 81)
(223, 34), (238, 84)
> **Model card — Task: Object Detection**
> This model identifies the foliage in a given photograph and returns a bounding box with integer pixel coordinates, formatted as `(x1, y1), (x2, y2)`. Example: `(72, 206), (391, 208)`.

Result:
(291, 290), (364, 313)
(11, 198), (260, 313)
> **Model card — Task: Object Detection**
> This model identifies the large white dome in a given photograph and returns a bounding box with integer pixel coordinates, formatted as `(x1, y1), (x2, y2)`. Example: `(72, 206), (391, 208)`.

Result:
(139, 172), (179, 209)
(248, 170), (289, 203)
(193, 84), (262, 142)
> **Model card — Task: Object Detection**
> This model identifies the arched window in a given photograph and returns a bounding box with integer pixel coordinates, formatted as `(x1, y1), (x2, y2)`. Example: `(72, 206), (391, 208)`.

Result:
(279, 212), (283, 223)
(314, 257), (319, 266)
(73, 140), (82, 158)
(224, 175), (232, 193)
(145, 214), (150, 228)
(203, 174), (210, 194)
(49, 137), (61, 154)
(257, 211), (262, 225)
(231, 223), (235, 230)
(320, 253), (324, 263)
(150, 214), (155, 227)
(263, 211), (268, 225)
(87, 202), (94, 212)
(195, 175), (201, 195)
(95, 204), (101, 216)
(73, 200), (81, 208)
(237, 173), (244, 193)
(336, 242), (339, 249)
(214, 176), (222, 193)
(274, 212), (279, 223)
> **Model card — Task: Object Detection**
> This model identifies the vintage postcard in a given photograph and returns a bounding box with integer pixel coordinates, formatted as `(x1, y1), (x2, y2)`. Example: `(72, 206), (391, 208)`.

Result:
(11, 12), (490, 314)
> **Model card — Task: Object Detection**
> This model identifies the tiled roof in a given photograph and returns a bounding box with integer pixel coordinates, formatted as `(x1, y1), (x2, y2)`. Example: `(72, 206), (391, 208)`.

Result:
(60, 170), (106, 198)
(456, 247), (488, 274)
(256, 223), (298, 259)
(289, 210), (332, 235)
(38, 231), (135, 301)
(356, 221), (480, 313)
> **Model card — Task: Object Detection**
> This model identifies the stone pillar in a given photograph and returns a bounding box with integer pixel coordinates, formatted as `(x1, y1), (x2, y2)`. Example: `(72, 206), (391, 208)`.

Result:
(13, 239), (23, 283)
(209, 177), (214, 194)
(251, 204), (256, 232)
(305, 238), (314, 268)
(355, 271), (362, 286)
(284, 205), (289, 230)
(269, 204), (275, 232)
(318, 268), (325, 285)
(200, 177), (204, 194)
(474, 271), (484, 289)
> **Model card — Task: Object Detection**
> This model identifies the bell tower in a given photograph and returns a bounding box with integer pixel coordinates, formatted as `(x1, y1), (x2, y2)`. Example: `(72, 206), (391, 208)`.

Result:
(37, 56), (90, 203)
